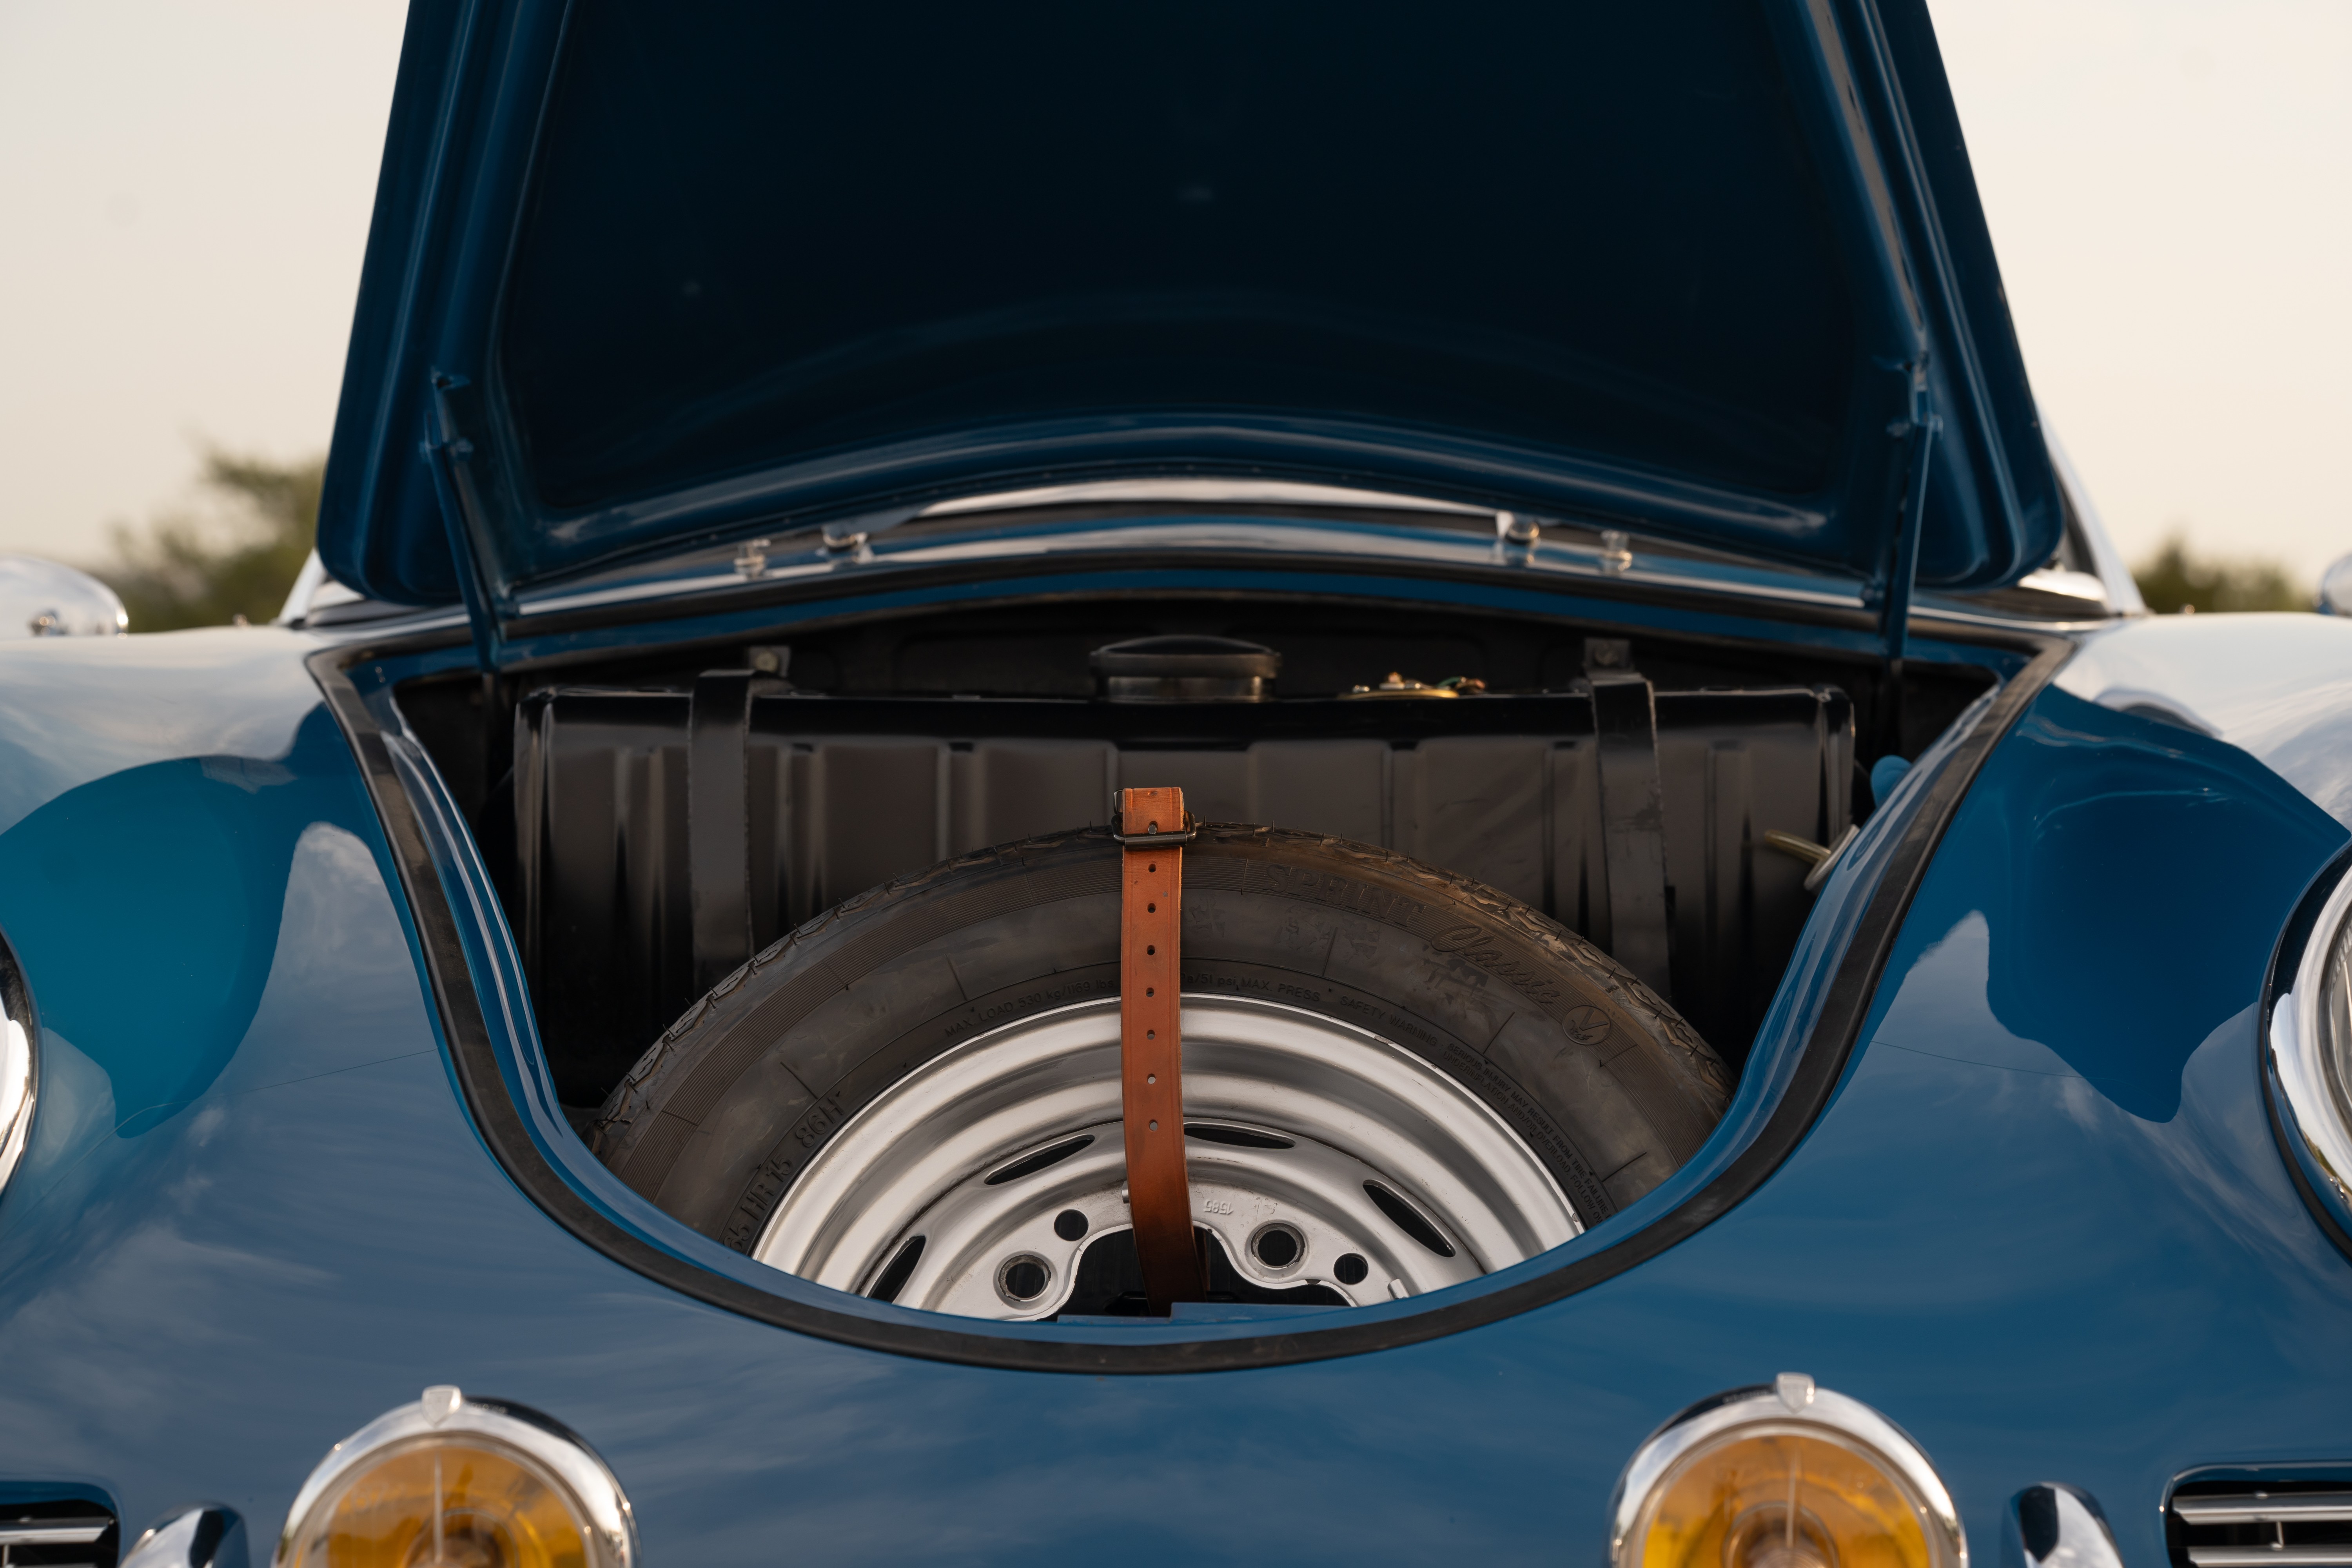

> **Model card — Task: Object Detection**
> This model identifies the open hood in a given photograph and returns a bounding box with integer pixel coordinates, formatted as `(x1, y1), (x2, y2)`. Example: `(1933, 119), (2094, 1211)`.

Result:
(320, 0), (2061, 615)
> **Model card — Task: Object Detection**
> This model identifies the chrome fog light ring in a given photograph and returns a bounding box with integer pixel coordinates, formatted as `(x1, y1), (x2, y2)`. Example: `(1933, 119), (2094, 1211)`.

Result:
(275, 1385), (635, 1568)
(2272, 864), (2352, 1228)
(1610, 1373), (1965, 1568)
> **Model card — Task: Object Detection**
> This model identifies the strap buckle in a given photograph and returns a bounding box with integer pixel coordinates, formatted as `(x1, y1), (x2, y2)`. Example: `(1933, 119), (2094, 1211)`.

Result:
(1111, 807), (1198, 848)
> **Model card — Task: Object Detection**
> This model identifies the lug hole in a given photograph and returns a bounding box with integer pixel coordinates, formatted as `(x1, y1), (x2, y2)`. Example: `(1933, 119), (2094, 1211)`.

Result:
(1249, 1222), (1306, 1273)
(996, 1253), (1052, 1305)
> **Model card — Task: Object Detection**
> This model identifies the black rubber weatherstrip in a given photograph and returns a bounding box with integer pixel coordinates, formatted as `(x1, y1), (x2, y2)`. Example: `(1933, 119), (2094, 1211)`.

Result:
(308, 632), (2068, 1374)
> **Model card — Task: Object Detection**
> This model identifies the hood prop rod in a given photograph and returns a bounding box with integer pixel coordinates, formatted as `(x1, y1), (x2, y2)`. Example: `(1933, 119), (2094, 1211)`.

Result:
(1879, 368), (1940, 760)
(424, 375), (516, 802)
(1115, 787), (1204, 1314)
(423, 375), (509, 675)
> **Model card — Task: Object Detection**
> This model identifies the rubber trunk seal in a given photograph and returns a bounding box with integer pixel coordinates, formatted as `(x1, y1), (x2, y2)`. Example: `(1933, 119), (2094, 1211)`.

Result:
(307, 627), (2068, 1374)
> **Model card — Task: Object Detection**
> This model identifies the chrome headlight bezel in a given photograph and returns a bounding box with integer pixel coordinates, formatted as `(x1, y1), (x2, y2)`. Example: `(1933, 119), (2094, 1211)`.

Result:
(1608, 1374), (1966, 1568)
(0, 929), (36, 1202)
(2269, 863), (2352, 1236)
(275, 1387), (636, 1568)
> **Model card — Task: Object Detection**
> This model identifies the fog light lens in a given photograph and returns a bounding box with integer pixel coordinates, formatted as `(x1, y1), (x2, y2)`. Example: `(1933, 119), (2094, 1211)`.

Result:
(286, 1442), (584, 1568)
(277, 1388), (634, 1568)
(1613, 1376), (1964, 1568)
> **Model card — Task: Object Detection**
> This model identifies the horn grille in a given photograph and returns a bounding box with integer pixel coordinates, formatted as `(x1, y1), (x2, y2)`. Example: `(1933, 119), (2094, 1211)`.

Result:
(2171, 1485), (2352, 1567)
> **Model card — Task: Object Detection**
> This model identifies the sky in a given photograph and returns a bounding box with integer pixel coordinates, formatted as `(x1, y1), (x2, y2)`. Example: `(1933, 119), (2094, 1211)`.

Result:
(0, 0), (2345, 583)
(1932, 0), (2352, 582)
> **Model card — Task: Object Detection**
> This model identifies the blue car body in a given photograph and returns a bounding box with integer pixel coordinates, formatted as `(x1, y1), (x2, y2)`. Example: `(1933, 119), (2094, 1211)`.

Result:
(5, 1), (2350, 1563)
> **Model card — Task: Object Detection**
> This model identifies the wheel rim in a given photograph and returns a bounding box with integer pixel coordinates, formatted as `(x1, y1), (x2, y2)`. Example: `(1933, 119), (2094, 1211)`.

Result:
(753, 995), (1581, 1319)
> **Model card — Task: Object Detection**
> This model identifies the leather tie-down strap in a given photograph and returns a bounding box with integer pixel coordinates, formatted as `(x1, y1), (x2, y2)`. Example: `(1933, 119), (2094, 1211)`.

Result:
(1118, 786), (1203, 1312)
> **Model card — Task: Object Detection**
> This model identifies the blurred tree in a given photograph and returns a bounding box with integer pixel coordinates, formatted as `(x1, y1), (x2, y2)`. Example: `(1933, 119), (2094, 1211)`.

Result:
(2133, 532), (2305, 615)
(92, 449), (323, 631)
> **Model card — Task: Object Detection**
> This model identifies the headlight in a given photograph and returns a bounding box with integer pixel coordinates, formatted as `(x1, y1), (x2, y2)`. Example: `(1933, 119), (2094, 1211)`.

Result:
(1611, 1374), (1965, 1568)
(2272, 867), (2352, 1227)
(276, 1387), (635, 1568)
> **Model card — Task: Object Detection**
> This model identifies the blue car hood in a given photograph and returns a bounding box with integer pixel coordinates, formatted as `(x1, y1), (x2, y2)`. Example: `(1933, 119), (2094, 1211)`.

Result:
(320, 0), (2061, 610)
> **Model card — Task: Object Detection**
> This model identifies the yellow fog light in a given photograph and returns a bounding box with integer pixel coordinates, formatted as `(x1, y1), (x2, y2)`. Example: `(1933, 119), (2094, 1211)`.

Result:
(276, 1386), (635, 1568)
(1612, 1374), (1965, 1568)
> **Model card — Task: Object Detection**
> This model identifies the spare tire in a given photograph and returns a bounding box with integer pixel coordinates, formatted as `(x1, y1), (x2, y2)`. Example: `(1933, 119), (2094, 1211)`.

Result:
(592, 824), (1729, 1318)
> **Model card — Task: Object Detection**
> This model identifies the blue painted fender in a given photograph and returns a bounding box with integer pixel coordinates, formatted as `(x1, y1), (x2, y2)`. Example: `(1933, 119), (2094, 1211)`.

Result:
(0, 614), (2348, 1563)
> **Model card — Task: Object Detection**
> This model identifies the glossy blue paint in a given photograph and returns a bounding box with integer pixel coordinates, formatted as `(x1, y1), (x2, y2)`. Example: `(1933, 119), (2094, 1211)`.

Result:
(5, 611), (2350, 1564)
(319, 0), (2060, 611)
(1588, 684), (2352, 1566)
(0, 710), (377, 1135)
(2056, 611), (2352, 829)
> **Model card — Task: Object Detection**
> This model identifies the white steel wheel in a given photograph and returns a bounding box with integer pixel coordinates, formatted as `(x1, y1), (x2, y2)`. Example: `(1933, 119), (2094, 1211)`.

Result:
(753, 995), (1580, 1320)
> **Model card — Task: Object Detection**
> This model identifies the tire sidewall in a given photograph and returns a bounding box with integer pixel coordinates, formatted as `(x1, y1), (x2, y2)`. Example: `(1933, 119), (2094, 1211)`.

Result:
(595, 827), (1728, 1252)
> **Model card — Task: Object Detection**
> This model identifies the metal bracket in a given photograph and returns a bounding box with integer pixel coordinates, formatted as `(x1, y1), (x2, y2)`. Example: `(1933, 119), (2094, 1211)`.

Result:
(688, 670), (768, 993)
(1584, 639), (1674, 1001)
(1764, 825), (1861, 894)
(1111, 810), (1198, 849)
